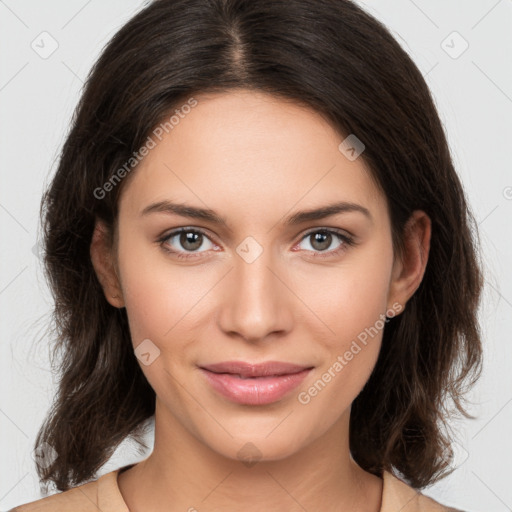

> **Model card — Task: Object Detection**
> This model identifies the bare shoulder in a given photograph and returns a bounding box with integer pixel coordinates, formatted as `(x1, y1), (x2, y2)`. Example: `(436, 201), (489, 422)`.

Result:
(417, 492), (468, 512)
(382, 470), (467, 512)
(9, 479), (100, 512)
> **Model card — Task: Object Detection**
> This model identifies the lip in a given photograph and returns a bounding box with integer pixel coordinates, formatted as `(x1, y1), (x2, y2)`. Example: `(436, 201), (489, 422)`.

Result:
(199, 361), (313, 405)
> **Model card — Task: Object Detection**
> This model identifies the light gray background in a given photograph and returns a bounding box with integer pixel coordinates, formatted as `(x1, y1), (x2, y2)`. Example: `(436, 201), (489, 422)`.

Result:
(1, 1), (511, 511)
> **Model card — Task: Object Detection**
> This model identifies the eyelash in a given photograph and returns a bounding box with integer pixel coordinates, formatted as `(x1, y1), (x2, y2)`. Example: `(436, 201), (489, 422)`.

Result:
(157, 227), (355, 261)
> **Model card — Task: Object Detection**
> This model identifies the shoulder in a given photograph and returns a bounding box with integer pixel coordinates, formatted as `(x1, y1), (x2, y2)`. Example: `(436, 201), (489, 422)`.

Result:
(9, 469), (124, 512)
(381, 470), (466, 512)
(9, 480), (99, 512)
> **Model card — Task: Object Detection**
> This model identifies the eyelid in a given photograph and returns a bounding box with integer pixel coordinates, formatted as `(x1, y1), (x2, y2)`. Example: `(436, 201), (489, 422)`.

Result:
(298, 225), (354, 241)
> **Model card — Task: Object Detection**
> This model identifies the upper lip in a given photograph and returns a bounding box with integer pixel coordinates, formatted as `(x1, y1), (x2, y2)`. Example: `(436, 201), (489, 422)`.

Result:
(200, 361), (313, 377)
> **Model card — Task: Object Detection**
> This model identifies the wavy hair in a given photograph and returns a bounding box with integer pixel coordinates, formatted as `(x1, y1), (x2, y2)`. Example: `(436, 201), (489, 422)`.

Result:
(34, 0), (484, 493)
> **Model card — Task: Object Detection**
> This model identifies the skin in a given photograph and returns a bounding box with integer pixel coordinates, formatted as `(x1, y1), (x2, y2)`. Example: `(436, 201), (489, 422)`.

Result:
(91, 89), (431, 512)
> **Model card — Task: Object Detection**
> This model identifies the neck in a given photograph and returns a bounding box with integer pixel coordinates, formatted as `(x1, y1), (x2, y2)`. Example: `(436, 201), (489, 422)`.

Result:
(118, 401), (383, 512)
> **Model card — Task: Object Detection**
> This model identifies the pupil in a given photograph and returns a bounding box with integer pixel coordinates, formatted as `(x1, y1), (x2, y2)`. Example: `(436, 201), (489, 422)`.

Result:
(312, 232), (331, 251)
(181, 231), (202, 251)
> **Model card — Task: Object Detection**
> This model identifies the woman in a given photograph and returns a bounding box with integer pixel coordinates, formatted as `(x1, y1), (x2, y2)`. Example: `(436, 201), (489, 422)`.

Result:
(12, 0), (482, 510)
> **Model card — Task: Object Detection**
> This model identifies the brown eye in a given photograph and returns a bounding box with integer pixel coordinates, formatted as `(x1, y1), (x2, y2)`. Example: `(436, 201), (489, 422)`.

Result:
(309, 231), (333, 251)
(160, 228), (215, 258)
(297, 229), (354, 258)
(179, 230), (203, 251)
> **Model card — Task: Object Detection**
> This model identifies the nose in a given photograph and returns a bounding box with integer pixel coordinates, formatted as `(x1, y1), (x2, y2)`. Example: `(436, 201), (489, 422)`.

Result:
(215, 242), (294, 344)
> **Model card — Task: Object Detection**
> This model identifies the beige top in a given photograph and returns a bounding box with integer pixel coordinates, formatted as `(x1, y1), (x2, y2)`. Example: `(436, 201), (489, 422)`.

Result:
(11, 466), (464, 512)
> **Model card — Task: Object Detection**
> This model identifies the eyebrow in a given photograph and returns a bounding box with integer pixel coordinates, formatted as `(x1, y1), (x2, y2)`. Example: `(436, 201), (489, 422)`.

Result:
(141, 200), (372, 227)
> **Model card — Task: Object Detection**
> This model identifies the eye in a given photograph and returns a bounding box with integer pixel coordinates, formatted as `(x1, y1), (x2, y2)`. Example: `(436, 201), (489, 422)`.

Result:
(158, 227), (355, 261)
(296, 228), (354, 258)
(159, 228), (216, 259)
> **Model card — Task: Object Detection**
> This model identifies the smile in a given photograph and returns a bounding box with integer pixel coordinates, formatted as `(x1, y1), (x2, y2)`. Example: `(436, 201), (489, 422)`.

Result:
(199, 361), (313, 405)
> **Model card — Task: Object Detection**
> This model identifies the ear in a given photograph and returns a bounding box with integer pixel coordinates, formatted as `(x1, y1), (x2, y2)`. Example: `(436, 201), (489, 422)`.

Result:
(90, 219), (125, 308)
(387, 210), (431, 313)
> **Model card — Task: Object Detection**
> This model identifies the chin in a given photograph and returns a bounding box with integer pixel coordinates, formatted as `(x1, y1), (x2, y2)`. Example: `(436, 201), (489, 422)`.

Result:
(206, 428), (310, 466)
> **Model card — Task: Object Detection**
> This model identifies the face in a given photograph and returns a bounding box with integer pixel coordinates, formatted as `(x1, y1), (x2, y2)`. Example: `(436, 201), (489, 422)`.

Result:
(100, 89), (413, 463)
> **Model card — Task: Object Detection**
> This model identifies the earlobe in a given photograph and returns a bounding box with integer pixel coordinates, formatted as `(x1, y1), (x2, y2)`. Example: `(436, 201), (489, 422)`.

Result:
(90, 219), (125, 308)
(387, 210), (431, 313)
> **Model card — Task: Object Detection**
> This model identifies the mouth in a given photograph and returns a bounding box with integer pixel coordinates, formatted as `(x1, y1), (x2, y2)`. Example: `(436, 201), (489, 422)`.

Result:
(199, 361), (314, 405)
(200, 360), (312, 377)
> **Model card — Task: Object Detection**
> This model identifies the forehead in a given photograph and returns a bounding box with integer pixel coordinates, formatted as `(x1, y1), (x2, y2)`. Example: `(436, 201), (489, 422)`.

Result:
(119, 90), (386, 224)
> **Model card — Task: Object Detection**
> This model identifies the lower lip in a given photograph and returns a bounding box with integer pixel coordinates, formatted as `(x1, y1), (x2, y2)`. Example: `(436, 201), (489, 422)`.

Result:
(200, 368), (312, 405)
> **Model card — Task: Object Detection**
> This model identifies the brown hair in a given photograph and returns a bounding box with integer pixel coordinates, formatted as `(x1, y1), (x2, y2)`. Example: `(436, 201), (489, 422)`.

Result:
(34, 0), (484, 493)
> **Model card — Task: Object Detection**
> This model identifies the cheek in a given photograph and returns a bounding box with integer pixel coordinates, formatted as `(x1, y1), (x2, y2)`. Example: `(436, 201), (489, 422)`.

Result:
(117, 248), (207, 405)
(327, 273), (390, 345)
(294, 243), (394, 408)
(309, 244), (394, 345)
(117, 239), (220, 357)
